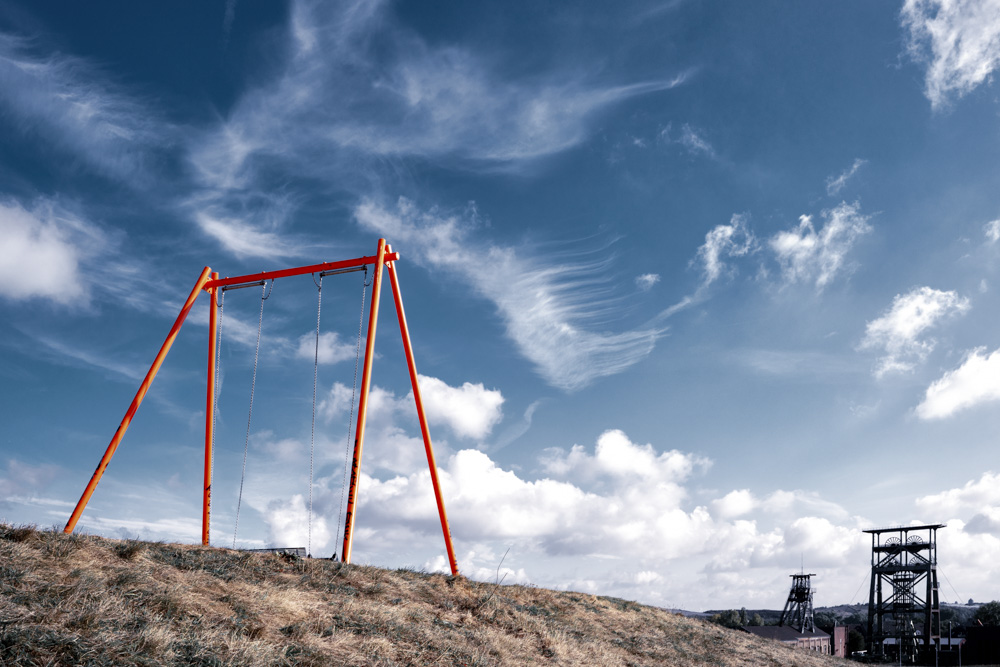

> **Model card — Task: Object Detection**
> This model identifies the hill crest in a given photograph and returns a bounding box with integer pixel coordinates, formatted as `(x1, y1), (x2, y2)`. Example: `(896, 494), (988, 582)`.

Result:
(0, 524), (848, 665)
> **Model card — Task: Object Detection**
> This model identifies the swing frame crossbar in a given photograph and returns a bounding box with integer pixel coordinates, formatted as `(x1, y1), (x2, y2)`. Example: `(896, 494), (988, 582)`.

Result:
(62, 239), (459, 576)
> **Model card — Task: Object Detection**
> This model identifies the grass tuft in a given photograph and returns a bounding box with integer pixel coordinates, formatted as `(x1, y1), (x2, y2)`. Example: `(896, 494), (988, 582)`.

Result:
(114, 539), (145, 561)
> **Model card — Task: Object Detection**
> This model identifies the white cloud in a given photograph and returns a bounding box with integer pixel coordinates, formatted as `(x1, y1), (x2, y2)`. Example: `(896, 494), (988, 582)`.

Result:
(321, 374), (502, 443)
(916, 471), (1000, 517)
(33, 335), (144, 381)
(349, 425), (872, 607)
(676, 123), (717, 158)
(711, 489), (756, 520)
(860, 286), (970, 377)
(825, 158), (867, 196)
(769, 201), (872, 289)
(540, 429), (708, 488)
(194, 211), (301, 261)
(985, 218), (1000, 242)
(916, 346), (1000, 419)
(415, 375), (504, 440)
(187, 0), (688, 197)
(0, 198), (107, 306)
(635, 273), (661, 291)
(296, 331), (357, 365)
(694, 214), (756, 287)
(355, 197), (662, 391)
(0, 459), (60, 499)
(0, 31), (167, 183)
(319, 381), (449, 476)
(264, 493), (332, 552)
(908, 474), (1000, 599)
(901, 0), (1000, 109)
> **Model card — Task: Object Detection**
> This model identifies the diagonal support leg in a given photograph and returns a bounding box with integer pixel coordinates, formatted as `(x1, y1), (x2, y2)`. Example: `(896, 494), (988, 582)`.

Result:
(65, 267), (213, 534)
(386, 249), (459, 576)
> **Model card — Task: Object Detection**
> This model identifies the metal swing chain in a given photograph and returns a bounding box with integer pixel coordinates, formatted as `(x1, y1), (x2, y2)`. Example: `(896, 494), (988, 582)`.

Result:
(307, 274), (323, 558)
(336, 267), (370, 555)
(233, 280), (273, 549)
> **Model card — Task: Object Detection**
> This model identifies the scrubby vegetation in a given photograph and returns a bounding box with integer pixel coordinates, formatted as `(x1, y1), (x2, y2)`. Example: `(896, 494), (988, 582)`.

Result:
(0, 523), (848, 666)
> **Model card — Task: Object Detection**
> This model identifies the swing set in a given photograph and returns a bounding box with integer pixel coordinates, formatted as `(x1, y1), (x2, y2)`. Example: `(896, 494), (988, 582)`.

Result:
(62, 239), (459, 575)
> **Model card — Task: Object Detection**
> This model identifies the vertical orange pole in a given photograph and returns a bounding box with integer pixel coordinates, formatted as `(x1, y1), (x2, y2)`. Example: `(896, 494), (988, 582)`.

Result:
(386, 250), (460, 575)
(65, 266), (213, 534)
(341, 238), (387, 563)
(202, 272), (219, 546)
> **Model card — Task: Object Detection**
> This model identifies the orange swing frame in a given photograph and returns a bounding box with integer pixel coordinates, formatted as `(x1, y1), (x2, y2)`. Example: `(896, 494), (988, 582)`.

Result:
(63, 238), (459, 575)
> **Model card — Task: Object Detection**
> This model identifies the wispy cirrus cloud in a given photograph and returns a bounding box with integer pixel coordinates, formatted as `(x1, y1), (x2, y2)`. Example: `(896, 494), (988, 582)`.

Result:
(826, 158), (867, 196)
(0, 31), (169, 184)
(916, 346), (1000, 419)
(660, 122), (718, 160)
(33, 335), (144, 382)
(354, 197), (662, 391)
(769, 201), (872, 290)
(193, 210), (302, 261)
(901, 0), (1000, 109)
(188, 0), (688, 186)
(860, 286), (970, 378)
(182, 0), (687, 261)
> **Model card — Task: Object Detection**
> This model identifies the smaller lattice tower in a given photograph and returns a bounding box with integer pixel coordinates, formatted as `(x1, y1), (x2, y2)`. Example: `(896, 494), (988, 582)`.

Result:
(779, 572), (816, 633)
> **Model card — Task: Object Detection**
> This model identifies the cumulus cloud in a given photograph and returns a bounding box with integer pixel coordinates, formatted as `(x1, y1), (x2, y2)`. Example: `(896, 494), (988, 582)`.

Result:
(0, 198), (108, 306)
(264, 493), (332, 552)
(916, 471), (1000, 517)
(860, 286), (970, 377)
(296, 331), (358, 365)
(909, 474), (1000, 597)
(826, 158), (867, 196)
(901, 0), (1000, 109)
(711, 489), (756, 520)
(349, 425), (870, 607)
(985, 218), (1000, 243)
(769, 202), (872, 289)
(916, 346), (1000, 419)
(694, 214), (756, 287)
(540, 429), (708, 489)
(355, 197), (661, 391)
(321, 374), (501, 445)
(416, 375), (504, 440)
(635, 273), (660, 291)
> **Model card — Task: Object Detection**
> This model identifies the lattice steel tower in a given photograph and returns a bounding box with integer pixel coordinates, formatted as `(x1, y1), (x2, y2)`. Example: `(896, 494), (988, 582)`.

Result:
(779, 572), (816, 632)
(865, 524), (944, 664)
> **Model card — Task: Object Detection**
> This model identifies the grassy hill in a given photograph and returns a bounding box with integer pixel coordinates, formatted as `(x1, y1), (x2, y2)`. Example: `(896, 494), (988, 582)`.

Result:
(0, 523), (848, 666)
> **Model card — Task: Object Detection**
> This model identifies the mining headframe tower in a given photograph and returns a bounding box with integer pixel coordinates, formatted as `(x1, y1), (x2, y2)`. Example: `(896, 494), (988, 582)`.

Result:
(865, 524), (943, 664)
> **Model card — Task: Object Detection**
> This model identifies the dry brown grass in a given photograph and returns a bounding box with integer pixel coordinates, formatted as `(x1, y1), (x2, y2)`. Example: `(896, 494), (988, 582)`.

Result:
(0, 523), (850, 666)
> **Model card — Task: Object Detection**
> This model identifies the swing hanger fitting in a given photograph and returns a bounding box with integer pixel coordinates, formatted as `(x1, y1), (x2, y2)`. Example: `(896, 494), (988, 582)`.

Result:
(220, 279), (266, 293)
(319, 266), (367, 278)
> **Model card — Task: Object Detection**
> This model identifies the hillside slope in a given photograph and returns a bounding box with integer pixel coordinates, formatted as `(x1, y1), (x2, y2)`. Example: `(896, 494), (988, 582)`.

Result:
(0, 524), (847, 666)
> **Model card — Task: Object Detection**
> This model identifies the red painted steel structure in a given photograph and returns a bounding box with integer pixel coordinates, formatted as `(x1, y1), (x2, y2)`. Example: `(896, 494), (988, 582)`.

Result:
(385, 245), (458, 575)
(63, 240), (459, 576)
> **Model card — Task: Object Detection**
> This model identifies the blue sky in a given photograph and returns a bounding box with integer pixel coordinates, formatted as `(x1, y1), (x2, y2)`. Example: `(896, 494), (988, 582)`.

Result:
(4, 0), (1000, 610)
